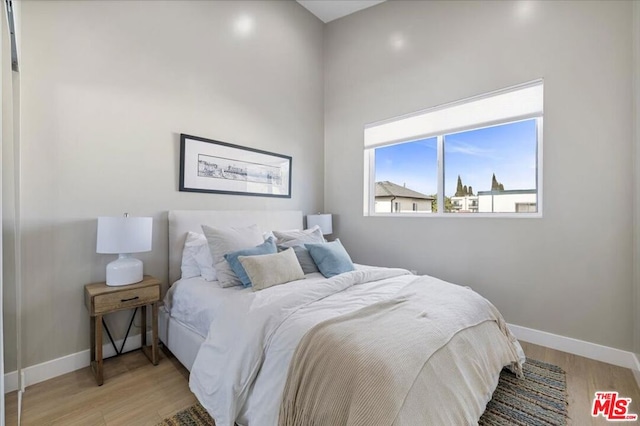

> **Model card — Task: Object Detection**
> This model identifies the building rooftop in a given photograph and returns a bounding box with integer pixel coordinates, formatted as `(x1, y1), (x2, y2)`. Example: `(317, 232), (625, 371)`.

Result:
(375, 181), (434, 200)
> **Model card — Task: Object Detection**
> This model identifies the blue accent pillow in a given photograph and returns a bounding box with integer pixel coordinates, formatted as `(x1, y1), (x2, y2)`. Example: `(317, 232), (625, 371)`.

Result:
(305, 239), (355, 278)
(224, 237), (277, 287)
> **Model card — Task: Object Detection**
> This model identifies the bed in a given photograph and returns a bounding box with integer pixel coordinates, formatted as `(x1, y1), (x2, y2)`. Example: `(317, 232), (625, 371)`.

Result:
(160, 210), (525, 426)
(160, 210), (305, 371)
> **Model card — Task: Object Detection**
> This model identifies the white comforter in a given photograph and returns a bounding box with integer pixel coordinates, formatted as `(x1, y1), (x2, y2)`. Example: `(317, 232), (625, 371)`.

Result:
(188, 266), (524, 426)
(164, 276), (250, 337)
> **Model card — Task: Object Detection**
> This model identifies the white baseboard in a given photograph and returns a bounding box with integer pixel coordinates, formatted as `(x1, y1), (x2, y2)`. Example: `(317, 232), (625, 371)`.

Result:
(3, 331), (152, 394)
(508, 323), (640, 370)
(5, 325), (640, 394)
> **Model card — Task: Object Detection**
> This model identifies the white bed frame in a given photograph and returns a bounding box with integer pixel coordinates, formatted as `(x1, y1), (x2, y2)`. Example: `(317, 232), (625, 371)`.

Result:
(159, 210), (303, 371)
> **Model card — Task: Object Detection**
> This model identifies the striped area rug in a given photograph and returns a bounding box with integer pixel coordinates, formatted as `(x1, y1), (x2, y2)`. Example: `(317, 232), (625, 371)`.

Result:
(158, 358), (568, 426)
(480, 358), (568, 425)
(157, 403), (212, 426)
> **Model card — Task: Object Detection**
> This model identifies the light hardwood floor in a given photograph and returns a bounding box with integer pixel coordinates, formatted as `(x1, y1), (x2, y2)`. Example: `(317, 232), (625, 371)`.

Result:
(4, 342), (640, 425)
(519, 341), (640, 425)
(5, 349), (197, 426)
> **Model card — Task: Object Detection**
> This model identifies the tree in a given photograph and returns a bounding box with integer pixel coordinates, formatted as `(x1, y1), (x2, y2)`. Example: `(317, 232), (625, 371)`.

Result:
(431, 195), (453, 212)
(491, 174), (505, 191)
(455, 175), (465, 197)
(491, 173), (499, 191)
(463, 185), (468, 196)
(468, 186), (474, 196)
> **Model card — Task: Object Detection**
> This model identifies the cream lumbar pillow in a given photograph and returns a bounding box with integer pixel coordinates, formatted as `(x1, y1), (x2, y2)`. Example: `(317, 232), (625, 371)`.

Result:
(239, 248), (305, 291)
(201, 224), (264, 288)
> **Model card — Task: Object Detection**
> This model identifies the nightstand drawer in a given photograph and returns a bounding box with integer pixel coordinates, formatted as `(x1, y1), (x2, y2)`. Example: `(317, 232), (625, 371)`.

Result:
(93, 285), (159, 314)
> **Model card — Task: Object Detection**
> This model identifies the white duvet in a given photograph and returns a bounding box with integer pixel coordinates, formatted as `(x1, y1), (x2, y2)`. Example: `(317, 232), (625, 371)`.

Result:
(188, 266), (524, 426)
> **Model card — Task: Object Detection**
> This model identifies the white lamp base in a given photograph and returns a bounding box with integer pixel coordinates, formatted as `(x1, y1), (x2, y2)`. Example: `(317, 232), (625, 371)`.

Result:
(106, 254), (143, 286)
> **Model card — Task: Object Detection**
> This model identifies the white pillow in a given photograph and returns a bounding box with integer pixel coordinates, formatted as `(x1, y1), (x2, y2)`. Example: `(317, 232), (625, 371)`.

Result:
(202, 224), (264, 288)
(273, 225), (324, 248)
(239, 248), (305, 291)
(180, 232), (216, 281)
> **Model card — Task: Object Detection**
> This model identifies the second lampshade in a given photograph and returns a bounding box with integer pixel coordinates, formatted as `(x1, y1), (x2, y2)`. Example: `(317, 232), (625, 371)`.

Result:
(306, 213), (333, 235)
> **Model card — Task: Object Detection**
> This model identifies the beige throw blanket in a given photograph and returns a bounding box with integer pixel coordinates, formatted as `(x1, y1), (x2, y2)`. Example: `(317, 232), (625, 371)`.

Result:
(278, 277), (522, 426)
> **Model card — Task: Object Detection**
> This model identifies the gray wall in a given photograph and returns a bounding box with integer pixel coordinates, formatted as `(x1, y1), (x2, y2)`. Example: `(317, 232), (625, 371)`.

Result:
(324, 0), (634, 350)
(18, 0), (324, 367)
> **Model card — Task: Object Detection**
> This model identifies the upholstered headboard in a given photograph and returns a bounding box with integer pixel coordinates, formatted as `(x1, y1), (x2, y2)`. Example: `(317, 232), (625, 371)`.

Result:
(168, 210), (303, 285)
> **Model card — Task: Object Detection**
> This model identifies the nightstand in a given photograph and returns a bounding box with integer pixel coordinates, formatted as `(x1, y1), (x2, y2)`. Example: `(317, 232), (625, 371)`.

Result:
(84, 275), (160, 385)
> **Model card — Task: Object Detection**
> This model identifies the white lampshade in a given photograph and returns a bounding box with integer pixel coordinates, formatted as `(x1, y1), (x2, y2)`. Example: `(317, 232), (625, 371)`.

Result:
(97, 216), (153, 254)
(307, 213), (333, 235)
(97, 215), (153, 286)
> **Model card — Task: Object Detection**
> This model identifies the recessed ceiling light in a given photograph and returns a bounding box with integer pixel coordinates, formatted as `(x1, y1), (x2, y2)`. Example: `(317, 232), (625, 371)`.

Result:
(234, 15), (254, 37)
(514, 1), (535, 20)
(389, 33), (406, 51)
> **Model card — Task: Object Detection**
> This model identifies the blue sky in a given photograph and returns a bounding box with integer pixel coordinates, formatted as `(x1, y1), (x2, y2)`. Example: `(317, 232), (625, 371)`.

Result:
(374, 119), (537, 196)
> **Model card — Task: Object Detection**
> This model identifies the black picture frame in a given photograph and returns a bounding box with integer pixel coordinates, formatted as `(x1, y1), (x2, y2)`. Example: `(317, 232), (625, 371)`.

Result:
(179, 134), (292, 198)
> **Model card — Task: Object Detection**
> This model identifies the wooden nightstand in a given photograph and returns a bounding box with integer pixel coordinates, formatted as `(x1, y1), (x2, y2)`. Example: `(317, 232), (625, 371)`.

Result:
(84, 275), (160, 386)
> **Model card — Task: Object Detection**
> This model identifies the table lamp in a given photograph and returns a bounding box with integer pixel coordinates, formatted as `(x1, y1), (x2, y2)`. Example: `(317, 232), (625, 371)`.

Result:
(306, 213), (333, 235)
(96, 213), (153, 286)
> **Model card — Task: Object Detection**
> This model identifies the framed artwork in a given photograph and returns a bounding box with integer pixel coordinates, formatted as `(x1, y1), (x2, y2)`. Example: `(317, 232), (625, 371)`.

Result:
(179, 134), (292, 198)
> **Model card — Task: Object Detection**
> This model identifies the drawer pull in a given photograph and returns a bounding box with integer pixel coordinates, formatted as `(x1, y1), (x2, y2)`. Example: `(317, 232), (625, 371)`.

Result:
(121, 296), (139, 302)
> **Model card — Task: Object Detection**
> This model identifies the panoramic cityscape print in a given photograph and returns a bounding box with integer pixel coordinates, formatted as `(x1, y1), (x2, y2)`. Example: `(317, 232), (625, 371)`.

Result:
(198, 154), (283, 186)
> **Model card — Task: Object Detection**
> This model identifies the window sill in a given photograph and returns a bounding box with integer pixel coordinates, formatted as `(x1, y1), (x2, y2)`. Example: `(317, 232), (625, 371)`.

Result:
(365, 212), (543, 219)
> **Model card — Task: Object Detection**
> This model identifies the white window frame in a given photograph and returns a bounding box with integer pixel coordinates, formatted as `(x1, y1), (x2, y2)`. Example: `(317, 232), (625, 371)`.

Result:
(363, 81), (543, 218)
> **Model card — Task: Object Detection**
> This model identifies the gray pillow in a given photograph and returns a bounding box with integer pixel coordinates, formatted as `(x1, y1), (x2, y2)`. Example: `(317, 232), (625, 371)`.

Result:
(239, 248), (305, 291)
(279, 245), (319, 274)
(201, 224), (264, 287)
(273, 226), (324, 248)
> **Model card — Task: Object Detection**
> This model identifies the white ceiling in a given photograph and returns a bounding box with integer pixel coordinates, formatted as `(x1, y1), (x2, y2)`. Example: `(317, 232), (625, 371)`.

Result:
(296, 0), (386, 23)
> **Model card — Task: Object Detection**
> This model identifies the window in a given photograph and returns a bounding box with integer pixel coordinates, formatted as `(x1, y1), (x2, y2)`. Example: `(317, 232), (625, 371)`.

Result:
(364, 80), (542, 216)
(373, 138), (437, 214)
(445, 120), (538, 213)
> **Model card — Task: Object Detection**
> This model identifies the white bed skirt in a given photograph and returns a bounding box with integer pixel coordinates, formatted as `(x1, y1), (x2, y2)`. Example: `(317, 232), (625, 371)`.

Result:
(159, 305), (204, 371)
